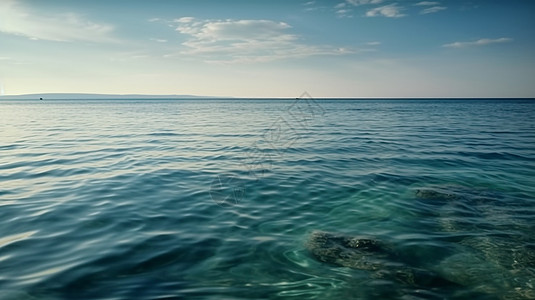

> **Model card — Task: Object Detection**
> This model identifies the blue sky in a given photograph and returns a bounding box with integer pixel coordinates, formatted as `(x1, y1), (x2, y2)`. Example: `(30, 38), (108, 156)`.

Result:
(1, 0), (534, 97)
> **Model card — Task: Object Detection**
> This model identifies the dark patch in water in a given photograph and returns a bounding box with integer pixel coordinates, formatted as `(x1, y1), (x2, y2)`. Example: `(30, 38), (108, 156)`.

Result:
(306, 231), (459, 289)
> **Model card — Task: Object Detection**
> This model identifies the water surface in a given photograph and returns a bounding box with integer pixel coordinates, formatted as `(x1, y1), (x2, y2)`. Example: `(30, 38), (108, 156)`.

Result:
(1, 99), (534, 299)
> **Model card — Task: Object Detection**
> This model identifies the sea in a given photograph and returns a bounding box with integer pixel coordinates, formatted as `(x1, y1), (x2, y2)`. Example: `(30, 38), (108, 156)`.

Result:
(0, 98), (534, 300)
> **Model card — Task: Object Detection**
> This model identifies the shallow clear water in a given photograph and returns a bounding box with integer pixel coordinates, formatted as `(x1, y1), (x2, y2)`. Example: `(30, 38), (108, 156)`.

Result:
(1, 98), (534, 299)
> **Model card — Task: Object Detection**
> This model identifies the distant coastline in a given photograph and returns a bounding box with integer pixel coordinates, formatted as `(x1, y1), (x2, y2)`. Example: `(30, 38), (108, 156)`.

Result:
(0, 93), (533, 100)
(0, 93), (219, 100)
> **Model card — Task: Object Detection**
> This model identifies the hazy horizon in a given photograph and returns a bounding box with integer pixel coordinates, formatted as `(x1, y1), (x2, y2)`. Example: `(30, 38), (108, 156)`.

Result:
(1, 92), (534, 100)
(1, 0), (535, 98)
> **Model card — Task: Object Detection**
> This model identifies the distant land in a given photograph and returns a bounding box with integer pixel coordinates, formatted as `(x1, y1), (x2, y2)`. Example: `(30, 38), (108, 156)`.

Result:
(0, 93), (218, 100)
(1, 94), (533, 100)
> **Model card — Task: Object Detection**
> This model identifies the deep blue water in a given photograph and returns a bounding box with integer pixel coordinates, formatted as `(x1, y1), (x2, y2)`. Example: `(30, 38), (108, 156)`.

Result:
(0, 98), (534, 300)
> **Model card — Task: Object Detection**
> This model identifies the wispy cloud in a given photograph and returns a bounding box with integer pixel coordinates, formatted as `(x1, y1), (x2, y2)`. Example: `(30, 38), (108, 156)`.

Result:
(334, 3), (352, 18)
(336, 10), (354, 18)
(420, 6), (446, 14)
(109, 51), (150, 62)
(171, 17), (352, 63)
(336, 9), (353, 17)
(346, 0), (383, 6)
(150, 38), (168, 43)
(303, 1), (329, 12)
(365, 41), (381, 46)
(0, 0), (114, 42)
(443, 37), (513, 48)
(414, 1), (446, 14)
(414, 1), (439, 6)
(366, 4), (406, 18)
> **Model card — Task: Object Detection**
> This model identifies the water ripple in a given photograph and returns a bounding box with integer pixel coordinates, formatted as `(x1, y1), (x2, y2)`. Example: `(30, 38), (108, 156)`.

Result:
(1, 99), (534, 299)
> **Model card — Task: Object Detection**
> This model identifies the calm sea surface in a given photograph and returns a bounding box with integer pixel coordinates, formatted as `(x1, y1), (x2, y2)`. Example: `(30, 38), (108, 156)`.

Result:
(1, 99), (534, 299)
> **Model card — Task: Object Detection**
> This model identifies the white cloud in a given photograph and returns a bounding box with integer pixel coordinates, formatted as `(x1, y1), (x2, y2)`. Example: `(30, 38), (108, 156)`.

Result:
(0, 0), (114, 42)
(366, 4), (406, 18)
(346, 0), (383, 6)
(150, 38), (168, 43)
(304, 1), (326, 12)
(420, 6), (446, 14)
(337, 9), (351, 14)
(175, 17), (195, 23)
(171, 17), (352, 63)
(414, 1), (439, 6)
(335, 2), (353, 17)
(337, 0), (385, 18)
(365, 41), (381, 46)
(177, 18), (293, 42)
(336, 9), (353, 18)
(443, 37), (513, 48)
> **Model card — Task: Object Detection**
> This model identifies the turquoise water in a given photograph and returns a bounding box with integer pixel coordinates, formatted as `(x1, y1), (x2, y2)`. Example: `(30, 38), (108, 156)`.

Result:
(1, 99), (534, 299)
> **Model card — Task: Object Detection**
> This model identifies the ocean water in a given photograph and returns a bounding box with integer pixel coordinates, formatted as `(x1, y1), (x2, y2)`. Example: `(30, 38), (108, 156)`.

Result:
(0, 98), (534, 300)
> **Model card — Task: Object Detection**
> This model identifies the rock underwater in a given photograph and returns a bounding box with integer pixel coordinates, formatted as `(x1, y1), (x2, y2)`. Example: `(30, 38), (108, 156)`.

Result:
(306, 230), (388, 271)
(305, 230), (457, 288)
(414, 185), (535, 299)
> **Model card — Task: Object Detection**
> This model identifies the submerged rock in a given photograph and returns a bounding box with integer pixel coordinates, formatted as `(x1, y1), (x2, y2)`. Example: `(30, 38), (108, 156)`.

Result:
(306, 230), (390, 271)
(415, 187), (462, 202)
(414, 185), (505, 207)
(414, 185), (535, 299)
(306, 231), (457, 288)
(413, 185), (510, 233)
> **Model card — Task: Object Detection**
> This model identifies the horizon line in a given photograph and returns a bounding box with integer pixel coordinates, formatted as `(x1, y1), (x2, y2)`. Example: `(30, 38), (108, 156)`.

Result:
(0, 93), (534, 100)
